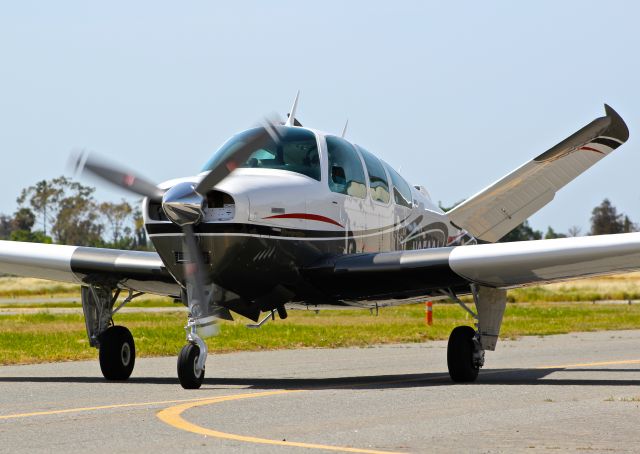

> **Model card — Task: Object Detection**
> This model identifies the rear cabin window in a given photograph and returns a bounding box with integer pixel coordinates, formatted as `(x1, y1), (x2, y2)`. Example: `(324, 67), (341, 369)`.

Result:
(326, 136), (366, 198)
(357, 146), (390, 204)
(384, 162), (413, 208)
(202, 127), (321, 181)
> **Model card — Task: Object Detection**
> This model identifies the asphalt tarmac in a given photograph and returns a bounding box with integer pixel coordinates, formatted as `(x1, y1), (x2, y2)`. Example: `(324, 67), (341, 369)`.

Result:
(1, 330), (640, 453)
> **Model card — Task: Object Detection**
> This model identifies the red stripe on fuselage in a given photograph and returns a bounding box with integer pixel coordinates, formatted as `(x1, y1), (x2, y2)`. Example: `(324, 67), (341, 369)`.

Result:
(264, 213), (344, 228)
(580, 146), (605, 155)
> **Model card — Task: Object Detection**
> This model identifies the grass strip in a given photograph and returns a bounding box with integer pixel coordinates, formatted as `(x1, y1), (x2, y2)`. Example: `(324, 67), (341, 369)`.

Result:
(3, 302), (640, 365)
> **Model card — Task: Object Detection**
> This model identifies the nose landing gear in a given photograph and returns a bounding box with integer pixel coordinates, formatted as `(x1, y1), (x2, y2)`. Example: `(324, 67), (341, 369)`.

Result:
(177, 343), (205, 389)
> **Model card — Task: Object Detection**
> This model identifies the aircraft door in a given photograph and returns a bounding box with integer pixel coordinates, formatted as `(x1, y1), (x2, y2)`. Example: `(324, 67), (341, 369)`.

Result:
(384, 163), (414, 251)
(357, 146), (393, 253)
(325, 136), (368, 254)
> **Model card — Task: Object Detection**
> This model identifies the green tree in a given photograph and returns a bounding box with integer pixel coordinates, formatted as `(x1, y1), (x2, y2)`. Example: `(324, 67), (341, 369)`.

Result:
(51, 181), (104, 246)
(500, 221), (542, 242)
(8, 208), (53, 243)
(622, 215), (637, 233)
(589, 199), (634, 235)
(544, 226), (567, 239)
(100, 200), (133, 245)
(0, 215), (12, 239)
(17, 178), (65, 236)
(132, 207), (148, 249)
(12, 208), (35, 231)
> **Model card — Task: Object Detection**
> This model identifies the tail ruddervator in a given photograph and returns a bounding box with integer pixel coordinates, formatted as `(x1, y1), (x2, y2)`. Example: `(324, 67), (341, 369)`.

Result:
(448, 105), (629, 242)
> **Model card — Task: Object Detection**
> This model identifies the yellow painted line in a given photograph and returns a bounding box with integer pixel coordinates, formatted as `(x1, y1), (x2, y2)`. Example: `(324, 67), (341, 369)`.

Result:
(536, 358), (640, 370)
(0, 396), (221, 421)
(157, 390), (403, 454)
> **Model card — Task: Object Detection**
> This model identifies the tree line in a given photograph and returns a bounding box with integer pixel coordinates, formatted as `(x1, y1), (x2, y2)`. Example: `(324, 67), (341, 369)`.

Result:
(500, 198), (637, 242)
(0, 177), (148, 249)
(0, 177), (636, 248)
(437, 198), (637, 242)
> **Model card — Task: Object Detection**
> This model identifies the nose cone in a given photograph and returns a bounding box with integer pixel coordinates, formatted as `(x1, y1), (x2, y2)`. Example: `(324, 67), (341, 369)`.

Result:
(162, 182), (205, 226)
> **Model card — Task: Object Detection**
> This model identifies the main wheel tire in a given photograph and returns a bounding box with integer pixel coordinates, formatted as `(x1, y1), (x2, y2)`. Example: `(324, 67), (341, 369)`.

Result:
(178, 343), (205, 389)
(447, 325), (479, 383)
(99, 326), (135, 380)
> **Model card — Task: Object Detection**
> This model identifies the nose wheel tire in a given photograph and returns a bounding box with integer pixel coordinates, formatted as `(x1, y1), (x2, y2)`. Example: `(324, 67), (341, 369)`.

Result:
(178, 343), (205, 389)
(447, 325), (480, 383)
(99, 326), (135, 380)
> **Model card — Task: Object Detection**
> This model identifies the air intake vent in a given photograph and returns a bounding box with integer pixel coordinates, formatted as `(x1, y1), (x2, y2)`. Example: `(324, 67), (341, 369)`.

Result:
(148, 201), (169, 221)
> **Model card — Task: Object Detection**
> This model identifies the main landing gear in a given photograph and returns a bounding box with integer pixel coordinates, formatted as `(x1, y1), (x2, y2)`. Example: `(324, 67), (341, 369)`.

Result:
(447, 325), (483, 382)
(81, 286), (141, 381)
(99, 325), (135, 380)
(442, 285), (507, 383)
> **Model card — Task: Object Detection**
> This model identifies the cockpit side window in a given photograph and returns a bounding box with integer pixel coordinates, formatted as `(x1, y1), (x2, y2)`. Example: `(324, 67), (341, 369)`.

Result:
(326, 136), (366, 198)
(202, 127), (321, 181)
(357, 146), (390, 204)
(383, 162), (413, 208)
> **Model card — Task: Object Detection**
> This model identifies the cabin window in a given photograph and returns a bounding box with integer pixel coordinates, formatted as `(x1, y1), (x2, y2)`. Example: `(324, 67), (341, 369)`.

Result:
(357, 146), (390, 204)
(384, 162), (413, 208)
(326, 136), (366, 198)
(202, 127), (321, 181)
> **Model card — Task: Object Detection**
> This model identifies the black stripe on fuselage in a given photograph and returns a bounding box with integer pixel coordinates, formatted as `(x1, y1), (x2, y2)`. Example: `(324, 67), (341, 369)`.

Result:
(592, 137), (623, 149)
(145, 219), (412, 239)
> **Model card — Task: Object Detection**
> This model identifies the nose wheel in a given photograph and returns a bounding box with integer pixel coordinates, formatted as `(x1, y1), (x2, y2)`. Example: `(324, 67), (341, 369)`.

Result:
(178, 343), (205, 389)
(447, 325), (482, 383)
(98, 326), (135, 380)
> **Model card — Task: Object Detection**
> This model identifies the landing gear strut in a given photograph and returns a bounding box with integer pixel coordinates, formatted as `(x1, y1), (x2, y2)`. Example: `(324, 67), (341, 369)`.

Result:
(81, 285), (140, 381)
(442, 285), (507, 383)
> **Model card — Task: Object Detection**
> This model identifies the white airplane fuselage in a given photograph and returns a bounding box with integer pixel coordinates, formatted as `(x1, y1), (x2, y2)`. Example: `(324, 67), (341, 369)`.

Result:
(143, 126), (474, 309)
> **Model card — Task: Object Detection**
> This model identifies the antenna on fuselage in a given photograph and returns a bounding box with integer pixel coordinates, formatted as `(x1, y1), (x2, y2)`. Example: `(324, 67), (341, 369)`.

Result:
(284, 90), (301, 127)
(341, 119), (349, 138)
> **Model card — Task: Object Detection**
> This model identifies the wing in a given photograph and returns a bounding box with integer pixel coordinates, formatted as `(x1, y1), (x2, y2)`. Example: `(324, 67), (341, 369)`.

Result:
(305, 233), (640, 299)
(0, 240), (180, 297)
(448, 105), (629, 242)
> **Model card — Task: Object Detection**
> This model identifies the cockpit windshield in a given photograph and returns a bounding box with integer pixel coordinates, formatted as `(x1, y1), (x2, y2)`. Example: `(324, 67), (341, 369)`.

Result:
(202, 127), (321, 181)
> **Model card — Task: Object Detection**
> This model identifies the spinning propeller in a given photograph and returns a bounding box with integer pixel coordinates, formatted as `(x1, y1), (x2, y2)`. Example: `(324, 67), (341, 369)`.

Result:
(71, 121), (281, 333)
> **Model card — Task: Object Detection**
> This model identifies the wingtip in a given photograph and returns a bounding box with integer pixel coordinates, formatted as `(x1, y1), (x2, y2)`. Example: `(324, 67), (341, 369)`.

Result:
(603, 103), (630, 143)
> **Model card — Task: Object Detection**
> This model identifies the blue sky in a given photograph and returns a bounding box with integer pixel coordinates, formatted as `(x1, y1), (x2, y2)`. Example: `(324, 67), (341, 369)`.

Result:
(1, 1), (639, 235)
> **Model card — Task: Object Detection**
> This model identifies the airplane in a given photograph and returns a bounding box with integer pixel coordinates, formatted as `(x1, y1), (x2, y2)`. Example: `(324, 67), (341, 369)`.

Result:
(0, 95), (637, 389)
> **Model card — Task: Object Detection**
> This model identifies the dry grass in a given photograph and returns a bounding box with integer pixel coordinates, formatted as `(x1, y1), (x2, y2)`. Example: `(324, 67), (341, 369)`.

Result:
(509, 272), (640, 303)
(0, 277), (79, 298)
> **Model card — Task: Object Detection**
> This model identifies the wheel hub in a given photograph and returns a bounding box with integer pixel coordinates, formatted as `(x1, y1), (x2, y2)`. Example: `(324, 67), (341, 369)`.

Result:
(193, 354), (202, 378)
(121, 343), (131, 367)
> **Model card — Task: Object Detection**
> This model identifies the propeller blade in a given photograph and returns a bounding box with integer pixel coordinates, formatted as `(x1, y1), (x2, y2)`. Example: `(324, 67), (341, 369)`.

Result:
(181, 224), (220, 336)
(71, 150), (165, 201)
(181, 224), (208, 316)
(194, 124), (275, 195)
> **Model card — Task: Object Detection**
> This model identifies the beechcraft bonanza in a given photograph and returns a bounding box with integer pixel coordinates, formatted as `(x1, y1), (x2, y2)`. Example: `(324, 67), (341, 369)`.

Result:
(0, 95), (636, 388)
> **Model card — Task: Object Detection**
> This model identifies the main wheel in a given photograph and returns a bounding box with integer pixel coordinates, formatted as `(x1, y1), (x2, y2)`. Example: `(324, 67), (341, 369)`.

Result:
(178, 343), (205, 389)
(99, 326), (135, 380)
(447, 325), (479, 383)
